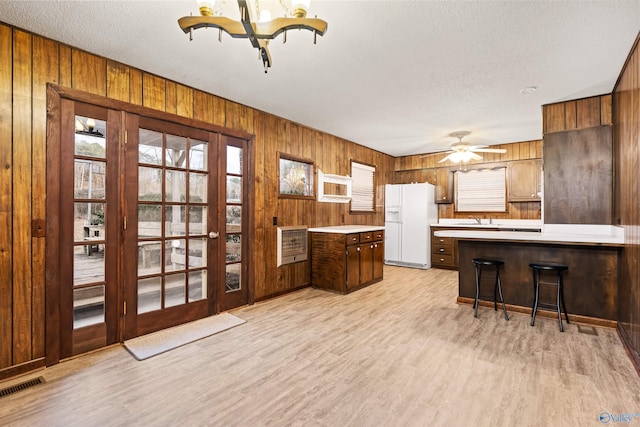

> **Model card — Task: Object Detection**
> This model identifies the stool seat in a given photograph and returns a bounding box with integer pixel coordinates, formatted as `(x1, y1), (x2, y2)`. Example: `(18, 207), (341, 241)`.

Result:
(529, 263), (568, 271)
(472, 258), (509, 320)
(530, 262), (569, 332)
(473, 258), (505, 267)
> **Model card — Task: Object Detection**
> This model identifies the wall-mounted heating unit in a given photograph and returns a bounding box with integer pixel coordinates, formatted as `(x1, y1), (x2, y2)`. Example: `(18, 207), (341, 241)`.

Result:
(277, 226), (308, 267)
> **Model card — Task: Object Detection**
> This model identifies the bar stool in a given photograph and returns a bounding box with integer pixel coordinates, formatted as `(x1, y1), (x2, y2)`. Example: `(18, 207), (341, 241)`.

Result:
(529, 263), (569, 332)
(472, 258), (509, 320)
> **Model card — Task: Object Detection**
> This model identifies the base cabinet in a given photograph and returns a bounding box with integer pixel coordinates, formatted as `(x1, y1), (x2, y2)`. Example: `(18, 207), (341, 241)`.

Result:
(430, 226), (499, 270)
(312, 230), (384, 294)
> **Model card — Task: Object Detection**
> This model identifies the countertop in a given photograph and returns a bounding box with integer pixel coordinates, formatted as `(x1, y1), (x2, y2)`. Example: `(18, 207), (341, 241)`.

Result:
(434, 224), (624, 246)
(431, 219), (542, 231)
(308, 225), (385, 234)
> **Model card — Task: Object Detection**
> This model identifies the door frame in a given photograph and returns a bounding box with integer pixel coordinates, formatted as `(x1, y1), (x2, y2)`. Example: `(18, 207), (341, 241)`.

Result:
(45, 84), (255, 366)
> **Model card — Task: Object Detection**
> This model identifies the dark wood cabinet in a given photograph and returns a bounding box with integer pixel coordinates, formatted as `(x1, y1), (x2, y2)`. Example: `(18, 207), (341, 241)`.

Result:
(311, 229), (384, 294)
(508, 159), (542, 202)
(435, 168), (453, 204)
(431, 227), (457, 269)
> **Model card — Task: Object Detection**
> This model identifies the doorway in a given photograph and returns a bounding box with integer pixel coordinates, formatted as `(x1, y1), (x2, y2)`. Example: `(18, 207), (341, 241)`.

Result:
(46, 90), (251, 363)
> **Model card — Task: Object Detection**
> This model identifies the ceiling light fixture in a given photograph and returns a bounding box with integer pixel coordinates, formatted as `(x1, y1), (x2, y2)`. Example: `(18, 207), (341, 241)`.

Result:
(178, 0), (328, 73)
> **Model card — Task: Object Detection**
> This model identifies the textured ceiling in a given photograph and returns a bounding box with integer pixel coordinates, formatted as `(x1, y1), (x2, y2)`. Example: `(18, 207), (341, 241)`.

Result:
(1, 0), (639, 156)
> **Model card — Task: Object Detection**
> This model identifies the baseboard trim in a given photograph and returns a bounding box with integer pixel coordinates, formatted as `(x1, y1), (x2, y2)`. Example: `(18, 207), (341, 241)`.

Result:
(617, 323), (640, 378)
(0, 358), (46, 382)
(456, 297), (617, 328)
(254, 283), (311, 302)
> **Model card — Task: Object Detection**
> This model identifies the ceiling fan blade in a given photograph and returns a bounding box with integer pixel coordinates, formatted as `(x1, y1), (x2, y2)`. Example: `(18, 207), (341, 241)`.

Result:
(438, 154), (453, 163)
(469, 152), (483, 160)
(421, 149), (453, 158)
(470, 148), (507, 153)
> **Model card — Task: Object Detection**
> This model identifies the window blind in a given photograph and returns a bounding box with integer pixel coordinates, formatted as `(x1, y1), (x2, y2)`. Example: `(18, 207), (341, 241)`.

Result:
(351, 162), (375, 212)
(455, 168), (506, 212)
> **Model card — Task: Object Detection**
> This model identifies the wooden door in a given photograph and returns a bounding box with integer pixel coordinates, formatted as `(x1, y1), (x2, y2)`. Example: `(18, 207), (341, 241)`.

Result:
(56, 100), (121, 358)
(123, 115), (220, 338)
(218, 136), (250, 312)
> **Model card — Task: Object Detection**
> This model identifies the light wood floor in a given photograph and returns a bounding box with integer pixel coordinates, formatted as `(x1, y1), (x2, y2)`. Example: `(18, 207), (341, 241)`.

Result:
(2, 266), (640, 426)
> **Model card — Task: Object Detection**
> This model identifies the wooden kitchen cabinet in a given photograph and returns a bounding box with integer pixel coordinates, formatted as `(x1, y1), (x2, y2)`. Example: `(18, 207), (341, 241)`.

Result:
(311, 229), (384, 294)
(508, 159), (542, 202)
(435, 168), (453, 204)
(431, 227), (457, 269)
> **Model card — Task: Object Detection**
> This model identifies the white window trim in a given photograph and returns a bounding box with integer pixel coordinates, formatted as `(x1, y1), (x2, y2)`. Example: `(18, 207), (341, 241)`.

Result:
(350, 161), (376, 212)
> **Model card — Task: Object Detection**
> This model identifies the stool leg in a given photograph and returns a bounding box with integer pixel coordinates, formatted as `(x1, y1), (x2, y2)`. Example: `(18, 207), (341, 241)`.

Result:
(474, 264), (481, 318)
(531, 269), (540, 326)
(560, 274), (570, 325)
(556, 272), (564, 332)
(496, 268), (509, 321)
(493, 266), (498, 312)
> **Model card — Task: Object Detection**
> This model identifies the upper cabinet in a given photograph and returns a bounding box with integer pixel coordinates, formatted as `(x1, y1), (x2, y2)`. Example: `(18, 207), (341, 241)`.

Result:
(508, 159), (542, 202)
(435, 168), (453, 204)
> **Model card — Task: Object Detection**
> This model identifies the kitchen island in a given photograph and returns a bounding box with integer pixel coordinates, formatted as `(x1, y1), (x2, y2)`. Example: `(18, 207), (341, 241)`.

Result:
(435, 225), (624, 325)
(309, 225), (385, 294)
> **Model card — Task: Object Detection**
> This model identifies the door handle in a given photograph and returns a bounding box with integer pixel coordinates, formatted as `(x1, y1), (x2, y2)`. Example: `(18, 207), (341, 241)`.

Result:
(209, 231), (219, 239)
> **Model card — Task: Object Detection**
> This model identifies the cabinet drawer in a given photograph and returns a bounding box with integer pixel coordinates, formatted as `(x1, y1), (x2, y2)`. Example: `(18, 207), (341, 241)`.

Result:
(359, 232), (373, 243)
(432, 245), (453, 256)
(373, 230), (384, 241)
(432, 254), (454, 266)
(433, 236), (454, 246)
(346, 233), (359, 245)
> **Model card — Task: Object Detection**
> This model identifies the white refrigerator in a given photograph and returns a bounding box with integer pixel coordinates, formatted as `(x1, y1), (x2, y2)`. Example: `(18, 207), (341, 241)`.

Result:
(384, 183), (438, 268)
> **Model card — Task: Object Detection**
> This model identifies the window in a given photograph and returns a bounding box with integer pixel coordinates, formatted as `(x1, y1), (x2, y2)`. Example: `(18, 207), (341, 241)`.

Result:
(455, 168), (506, 212)
(278, 154), (315, 199)
(351, 161), (376, 212)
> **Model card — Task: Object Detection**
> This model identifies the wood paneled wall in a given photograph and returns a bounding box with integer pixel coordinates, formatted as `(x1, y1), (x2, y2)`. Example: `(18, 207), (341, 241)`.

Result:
(614, 33), (640, 372)
(0, 23), (393, 376)
(543, 94), (612, 134)
(394, 140), (543, 220)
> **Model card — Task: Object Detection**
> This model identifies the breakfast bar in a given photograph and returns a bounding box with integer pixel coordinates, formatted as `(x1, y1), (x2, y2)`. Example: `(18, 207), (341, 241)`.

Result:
(434, 225), (624, 324)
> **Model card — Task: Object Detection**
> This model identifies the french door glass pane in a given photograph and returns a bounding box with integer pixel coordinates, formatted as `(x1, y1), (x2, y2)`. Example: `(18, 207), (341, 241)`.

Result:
(165, 273), (186, 307)
(188, 206), (207, 235)
(166, 135), (187, 168)
(226, 234), (241, 262)
(74, 246), (105, 285)
(74, 202), (106, 242)
(138, 277), (162, 314)
(226, 263), (241, 292)
(74, 116), (106, 158)
(190, 172), (208, 203)
(74, 160), (106, 199)
(227, 145), (242, 174)
(165, 205), (186, 236)
(165, 170), (186, 202)
(139, 167), (162, 201)
(188, 238), (207, 268)
(188, 271), (206, 302)
(165, 239), (186, 272)
(226, 206), (241, 233)
(73, 285), (105, 328)
(226, 176), (242, 203)
(139, 129), (163, 165)
(138, 204), (162, 238)
(138, 241), (162, 276)
(190, 140), (208, 171)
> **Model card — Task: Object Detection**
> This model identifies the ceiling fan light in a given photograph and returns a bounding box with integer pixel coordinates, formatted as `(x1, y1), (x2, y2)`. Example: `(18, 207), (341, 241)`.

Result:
(449, 152), (463, 163)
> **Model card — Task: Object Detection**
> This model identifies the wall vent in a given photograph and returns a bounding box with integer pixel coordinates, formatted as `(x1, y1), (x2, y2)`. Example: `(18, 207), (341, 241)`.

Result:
(277, 226), (308, 266)
(0, 376), (45, 398)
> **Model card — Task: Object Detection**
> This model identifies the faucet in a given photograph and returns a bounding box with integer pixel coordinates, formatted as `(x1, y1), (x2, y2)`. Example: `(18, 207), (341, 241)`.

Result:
(469, 216), (482, 224)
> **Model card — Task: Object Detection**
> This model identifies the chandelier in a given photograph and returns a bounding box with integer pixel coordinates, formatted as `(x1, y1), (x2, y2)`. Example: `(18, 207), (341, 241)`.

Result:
(178, 0), (328, 73)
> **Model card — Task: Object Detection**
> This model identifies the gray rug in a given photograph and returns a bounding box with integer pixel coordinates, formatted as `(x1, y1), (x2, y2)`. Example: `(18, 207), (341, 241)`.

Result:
(124, 313), (246, 360)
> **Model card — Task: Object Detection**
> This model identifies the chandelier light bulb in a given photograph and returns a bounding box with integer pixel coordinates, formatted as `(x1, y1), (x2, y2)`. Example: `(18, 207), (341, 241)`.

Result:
(259, 9), (272, 22)
(291, 0), (311, 17)
(198, 1), (215, 16)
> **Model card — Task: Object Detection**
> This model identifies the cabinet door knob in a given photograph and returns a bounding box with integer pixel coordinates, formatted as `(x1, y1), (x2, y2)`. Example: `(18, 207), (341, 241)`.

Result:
(357, 247), (360, 252)
(371, 245), (374, 249)
(440, 258), (445, 262)
(439, 248), (444, 252)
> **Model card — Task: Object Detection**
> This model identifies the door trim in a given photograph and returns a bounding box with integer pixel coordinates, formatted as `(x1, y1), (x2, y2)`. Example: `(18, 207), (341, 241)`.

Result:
(45, 84), (255, 366)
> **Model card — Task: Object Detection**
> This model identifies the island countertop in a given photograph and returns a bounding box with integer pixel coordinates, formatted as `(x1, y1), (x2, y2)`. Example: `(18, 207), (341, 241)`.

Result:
(434, 224), (623, 246)
(308, 225), (385, 234)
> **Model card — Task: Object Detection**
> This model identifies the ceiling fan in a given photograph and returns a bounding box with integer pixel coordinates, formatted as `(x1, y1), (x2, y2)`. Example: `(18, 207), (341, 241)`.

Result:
(438, 131), (507, 163)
